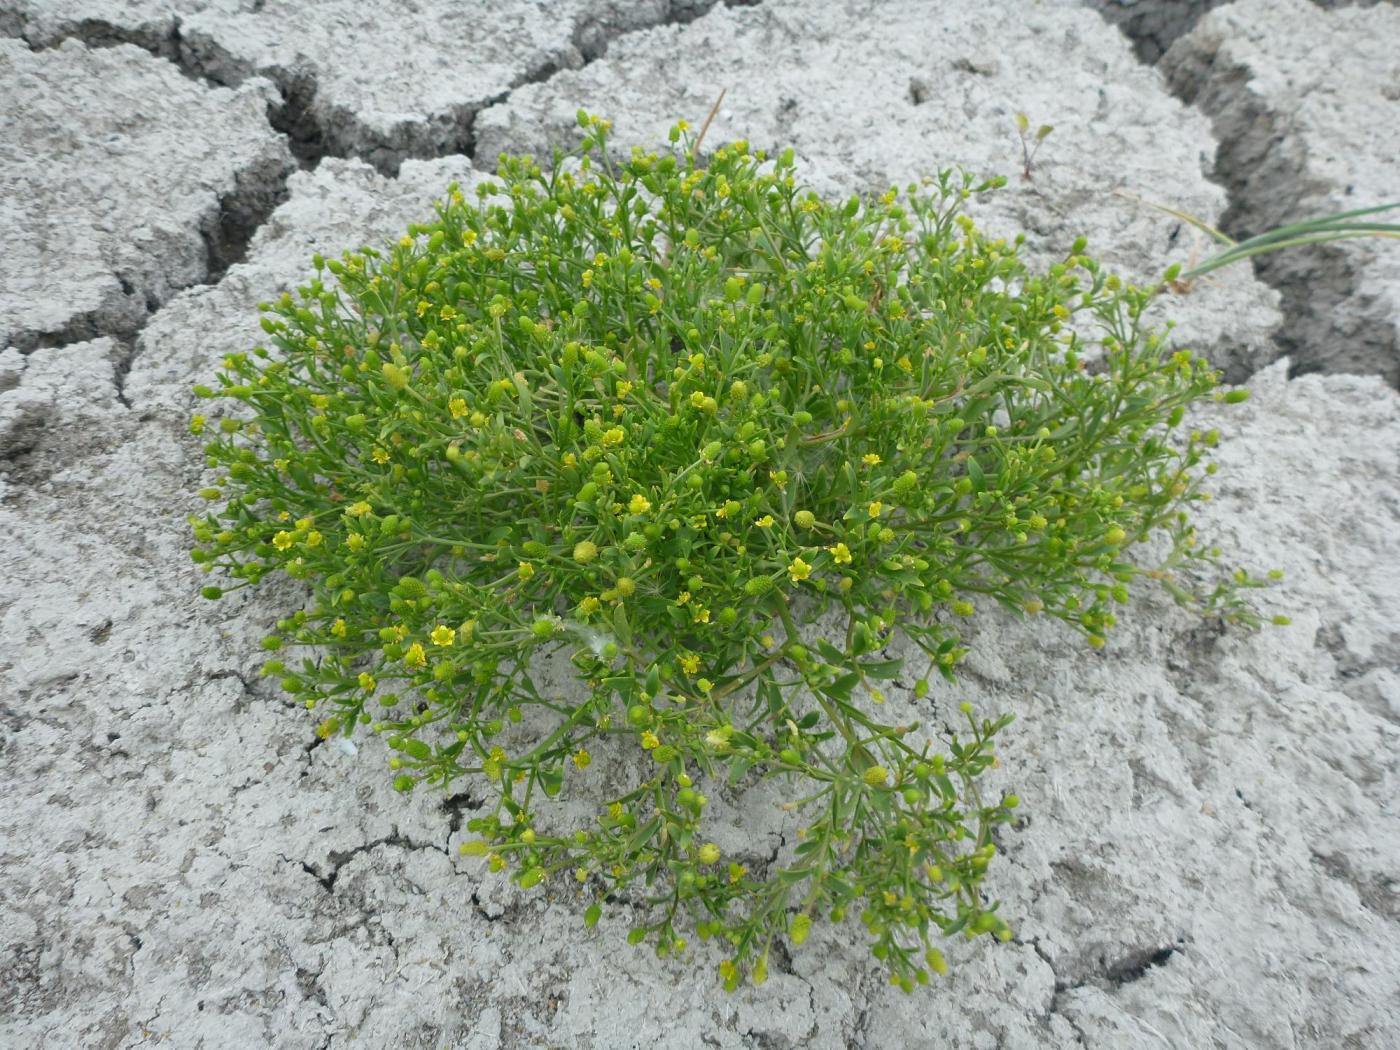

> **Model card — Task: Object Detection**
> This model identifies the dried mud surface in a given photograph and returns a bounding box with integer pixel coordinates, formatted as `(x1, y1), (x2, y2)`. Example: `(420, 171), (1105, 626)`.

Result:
(2, 2), (1397, 1047)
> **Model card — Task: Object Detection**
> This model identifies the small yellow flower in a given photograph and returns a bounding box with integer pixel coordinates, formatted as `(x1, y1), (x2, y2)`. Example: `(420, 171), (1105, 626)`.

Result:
(304, 530), (322, 548)
(692, 606), (710, 624)
(347, 501), (373, 517)
(331, 618), (347, 638)
(578, 595), (601, 615)
(403, 642), (427, 669)
(449, 397), (468, 418)
(517, 562), (535, 581)
(679, 653), (700, 675)
(371, 448), (390, 464)
(829, 542), (852, 564)
(863, 453), (881, 466)
(698, 843), (721, 865)
(640, 731), (660, 750)
(431, 624), (456, 647)
(628, 494), (651, 515)
(788, 557), (812, 583)
(273, 531), (294, 551)
(705, 727), (731, 750)
(868, 501), (883, 518)
(573, 749), (591, 769)
(346, 533), (366, 552)
(755, 515), (775, 528)
(358, 672), (376, 691)
(190, 414), (205, 434)
(602, 426), (626, 447)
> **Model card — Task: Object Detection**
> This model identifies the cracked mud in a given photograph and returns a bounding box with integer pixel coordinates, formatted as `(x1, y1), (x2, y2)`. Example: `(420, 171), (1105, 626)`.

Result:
(2, 1), (1398, 1047)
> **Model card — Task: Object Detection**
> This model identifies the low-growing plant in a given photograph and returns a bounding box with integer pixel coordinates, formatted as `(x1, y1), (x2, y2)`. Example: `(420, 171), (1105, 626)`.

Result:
(191, 113), (1267, 991)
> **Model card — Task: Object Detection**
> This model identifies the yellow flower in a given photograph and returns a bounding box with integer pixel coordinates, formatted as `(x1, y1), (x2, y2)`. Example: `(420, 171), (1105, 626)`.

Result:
(358, 672), (376, 691)
(788, 557), (812, 583)
(431, 624), (456, 647)
(304, 530), (322, 548)
(517, 562), (535, 580)
(698, 843), (721, 865)
(755, 515), (775, 528)
(273, 531), (294, 551)
(331, 618), (347, 638)
(829, 542), (852, 564)
(868, 501), (883, 518)
(863, 453), (881, 466)
(573, 749), (591, 769)
(347, 501), (373, 517)
(346, 533), (366, 552)
(640, 731), (660, 750)
(190, 414), (205, 434)
(692, 606), (710, 624)
(371, 448), (390, 464)
(602, 426), (625, 447)
(578, 595), (601, 615)
(679, 653), (700, 675)
(628, 494), (651, 515)
(404, 642), (427, 669)
(449, 397), (468, 418)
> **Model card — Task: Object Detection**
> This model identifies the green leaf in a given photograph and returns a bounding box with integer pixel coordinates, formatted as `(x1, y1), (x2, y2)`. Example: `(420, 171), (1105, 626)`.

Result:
(860, 657), (903, 679)
(538, 767), (564, 797)
(824, 672), (861, 701)
(626, 816), (661, 853)
(612, 603), (632, 648)
(966, 456), (986, 493)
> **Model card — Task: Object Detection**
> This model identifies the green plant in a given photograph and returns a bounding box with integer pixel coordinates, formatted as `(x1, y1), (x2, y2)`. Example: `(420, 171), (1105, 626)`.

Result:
(191, 113), (1262, 992)
(1115, 192), (1400, 291)
(1015, 112), (1053, 181)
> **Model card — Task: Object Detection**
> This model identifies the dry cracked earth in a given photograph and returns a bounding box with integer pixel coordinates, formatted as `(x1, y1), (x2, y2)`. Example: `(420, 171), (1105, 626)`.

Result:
(2, 1), (1398, 1047)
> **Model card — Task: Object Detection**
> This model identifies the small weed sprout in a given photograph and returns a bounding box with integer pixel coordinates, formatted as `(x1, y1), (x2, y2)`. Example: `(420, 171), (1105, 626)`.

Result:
(192, 114), (1264, 992)
(1015, 112), (1054, 181)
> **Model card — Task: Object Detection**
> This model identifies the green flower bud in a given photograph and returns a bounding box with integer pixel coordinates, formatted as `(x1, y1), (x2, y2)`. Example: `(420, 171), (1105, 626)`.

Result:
(382, 362), (409, 390)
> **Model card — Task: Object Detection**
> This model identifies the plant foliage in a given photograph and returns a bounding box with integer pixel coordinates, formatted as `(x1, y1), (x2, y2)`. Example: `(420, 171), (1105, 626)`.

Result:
(191, 113), (1260, 991)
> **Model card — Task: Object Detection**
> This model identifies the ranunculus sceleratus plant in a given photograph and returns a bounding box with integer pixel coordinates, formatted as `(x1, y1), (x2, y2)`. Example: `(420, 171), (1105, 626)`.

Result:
(191, 113), (1268, 992)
